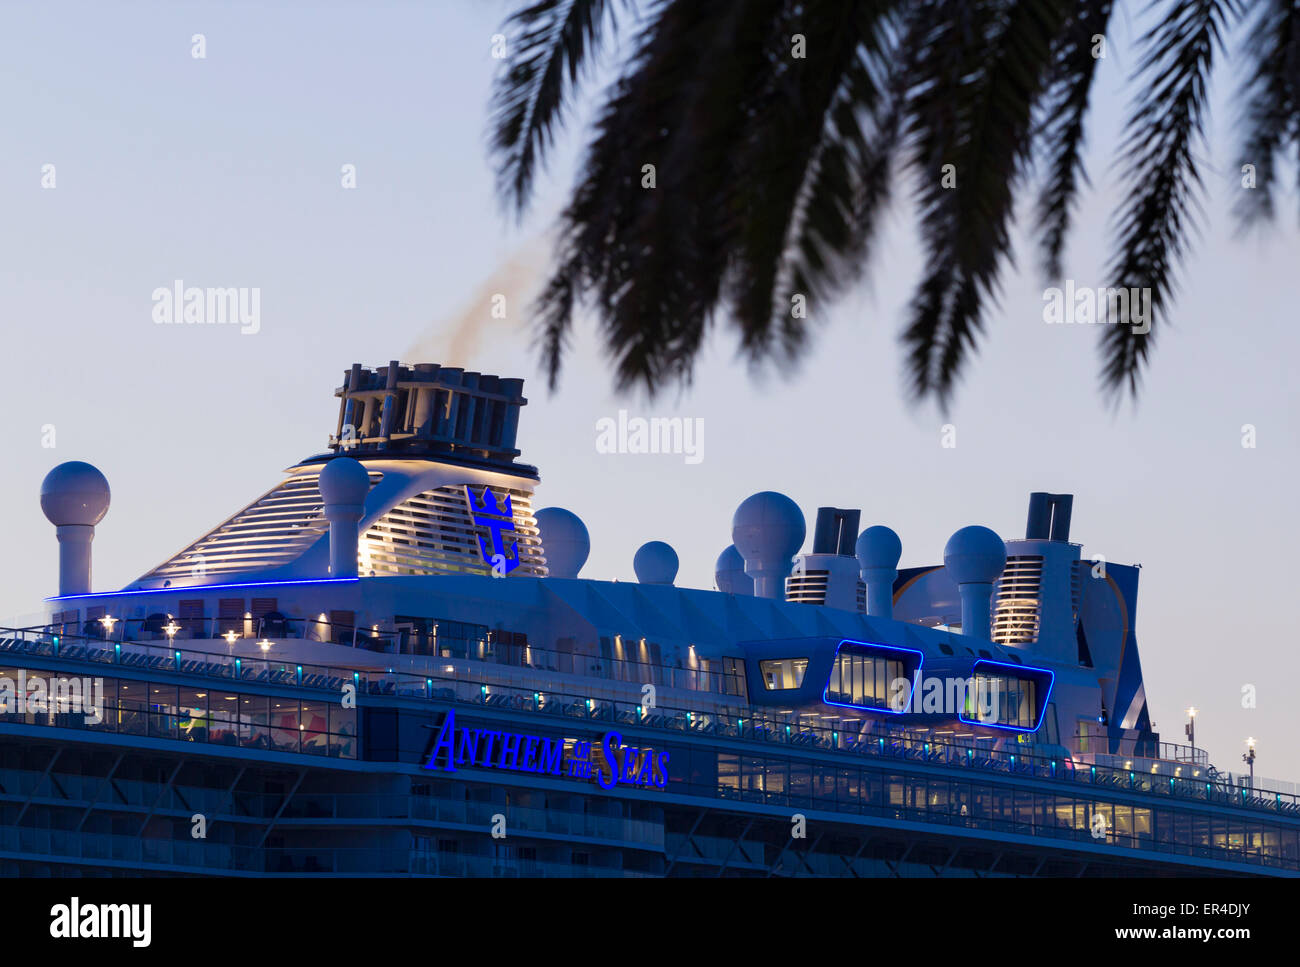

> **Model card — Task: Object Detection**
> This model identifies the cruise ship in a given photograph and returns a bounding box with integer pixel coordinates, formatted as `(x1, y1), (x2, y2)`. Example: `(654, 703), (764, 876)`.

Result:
(4, 360), (1296, 877)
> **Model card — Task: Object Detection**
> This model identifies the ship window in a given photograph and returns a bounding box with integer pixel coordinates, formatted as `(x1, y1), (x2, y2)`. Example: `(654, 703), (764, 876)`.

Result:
(965, 672), (1038, 730)
(825, 651), (907, 709)
(217, 598), (244, 637)
(826, 649), (909, 712)
(329, 610), (356, 645)
(178, 600), (204, 637)
(760, 658), (809, 690)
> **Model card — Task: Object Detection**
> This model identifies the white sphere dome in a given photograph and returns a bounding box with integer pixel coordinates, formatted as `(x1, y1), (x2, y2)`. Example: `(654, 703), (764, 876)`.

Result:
(731, 492), (805, 568)
(714, 544), (753, 595)
(40, 461), (110, 527)
(633, 541), (679, 585)
(318, 457), (371, 506)
(943, 525), (1007, 584)
(856, 525), (902, 570)
(536, 507), (590, 579)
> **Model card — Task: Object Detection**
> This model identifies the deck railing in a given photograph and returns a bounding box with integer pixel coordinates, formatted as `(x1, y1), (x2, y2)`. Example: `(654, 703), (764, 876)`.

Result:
(2, 625), (1299, 818)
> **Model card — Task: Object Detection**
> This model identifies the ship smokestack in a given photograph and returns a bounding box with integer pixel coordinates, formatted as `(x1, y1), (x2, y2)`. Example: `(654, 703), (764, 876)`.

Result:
(1026, 491), (1073, 542)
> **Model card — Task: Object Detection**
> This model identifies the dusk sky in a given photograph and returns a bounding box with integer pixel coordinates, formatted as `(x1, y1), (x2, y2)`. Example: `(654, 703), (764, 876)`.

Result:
(2, 2), (1297, 784)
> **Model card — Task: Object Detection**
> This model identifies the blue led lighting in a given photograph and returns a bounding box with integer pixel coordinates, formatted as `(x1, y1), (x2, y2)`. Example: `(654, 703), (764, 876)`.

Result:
(820, 638), (926, 716)
(46, 576), (361, 602)
(956, 659), (1055, 734)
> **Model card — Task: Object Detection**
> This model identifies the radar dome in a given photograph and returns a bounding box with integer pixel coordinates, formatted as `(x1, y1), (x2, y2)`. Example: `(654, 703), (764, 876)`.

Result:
(633, 541), (679, 585)
(943, 525), (1006, 584)
(732, 492), (805, 564)
(536, 507), (590, 579)
(40, 461), (111, 527)
(714, 544), (753, 595)
(318, 457), (371, 506)
(856, 525), (902, 571)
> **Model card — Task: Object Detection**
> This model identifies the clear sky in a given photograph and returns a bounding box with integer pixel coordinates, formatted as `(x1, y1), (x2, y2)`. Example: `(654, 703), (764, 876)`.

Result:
(2, 2), (1297, 784)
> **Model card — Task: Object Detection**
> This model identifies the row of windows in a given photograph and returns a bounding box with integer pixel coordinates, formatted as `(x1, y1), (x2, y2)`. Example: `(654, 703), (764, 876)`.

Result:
(656, 747), (1300, 866)
(0, 672), (356, 759)
(5, 664), (1297, 870)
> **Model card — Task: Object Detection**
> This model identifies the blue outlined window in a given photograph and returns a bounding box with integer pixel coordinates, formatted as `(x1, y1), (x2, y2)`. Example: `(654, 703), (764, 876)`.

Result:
(822, 640), (924, 712)
(958, 660), (1054, 732)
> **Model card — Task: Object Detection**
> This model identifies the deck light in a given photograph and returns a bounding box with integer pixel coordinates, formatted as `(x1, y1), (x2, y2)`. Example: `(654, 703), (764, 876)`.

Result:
(258, 639), (271, 654)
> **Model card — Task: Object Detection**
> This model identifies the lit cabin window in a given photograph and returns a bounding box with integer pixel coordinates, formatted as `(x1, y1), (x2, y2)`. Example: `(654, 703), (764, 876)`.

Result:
(759, 658), (809, 690)
(825, 651), (907, 709)
(964, 672), (1038, 730)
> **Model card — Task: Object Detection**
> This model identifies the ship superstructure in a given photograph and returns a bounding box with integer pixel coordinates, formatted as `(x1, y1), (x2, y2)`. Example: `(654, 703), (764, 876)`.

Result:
(3, 361), (1296, 877)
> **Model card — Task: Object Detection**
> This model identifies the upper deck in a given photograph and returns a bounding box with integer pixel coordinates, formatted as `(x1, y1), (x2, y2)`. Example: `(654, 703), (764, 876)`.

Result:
(1, 622), (1297, 876)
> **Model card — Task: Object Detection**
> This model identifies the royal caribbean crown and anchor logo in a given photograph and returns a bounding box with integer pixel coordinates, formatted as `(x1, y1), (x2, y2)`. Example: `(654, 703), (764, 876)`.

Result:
(464, 485), (520, 575)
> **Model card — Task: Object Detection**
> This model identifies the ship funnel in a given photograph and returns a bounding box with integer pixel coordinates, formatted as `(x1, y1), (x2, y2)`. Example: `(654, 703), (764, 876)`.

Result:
(812, 507), (860, 555)
(1026, 492), (1074, 542)
(732, 492), (806, 599)
(318, 457), (370, 578)
(943, 525), (1006, 639)
(856, 526), (902, 618)
(41, 461), (111, 596)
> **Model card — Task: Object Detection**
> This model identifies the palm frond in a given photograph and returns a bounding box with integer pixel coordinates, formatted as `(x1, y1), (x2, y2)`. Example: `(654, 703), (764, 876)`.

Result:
(1233, 0), (1300, 230)
(534, 0), (789, 393)
(490, 0), (624, 216)
(902, 0), (1070, 406)
(1035, 0), (1115, 279)
(725, 0), (905, 368)
(1101, 0), (1241, 397)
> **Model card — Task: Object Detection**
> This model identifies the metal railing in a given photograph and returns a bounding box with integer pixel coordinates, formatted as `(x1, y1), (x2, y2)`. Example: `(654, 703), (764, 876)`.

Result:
(4, 625), (1300, 820)
(39, 619), (743, 697)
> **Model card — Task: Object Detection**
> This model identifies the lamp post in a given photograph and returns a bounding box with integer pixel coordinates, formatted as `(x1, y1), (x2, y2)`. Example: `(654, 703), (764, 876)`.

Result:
(1243, 737), (1256, 794)
(1184, 707), (1196, 760)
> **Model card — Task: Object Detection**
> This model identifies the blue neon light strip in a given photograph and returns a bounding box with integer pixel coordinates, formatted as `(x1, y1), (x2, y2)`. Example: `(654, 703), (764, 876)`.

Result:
(46, 576), (361, 602)
(956, 658), (1055, 734)
(820, 638), (926, 716)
